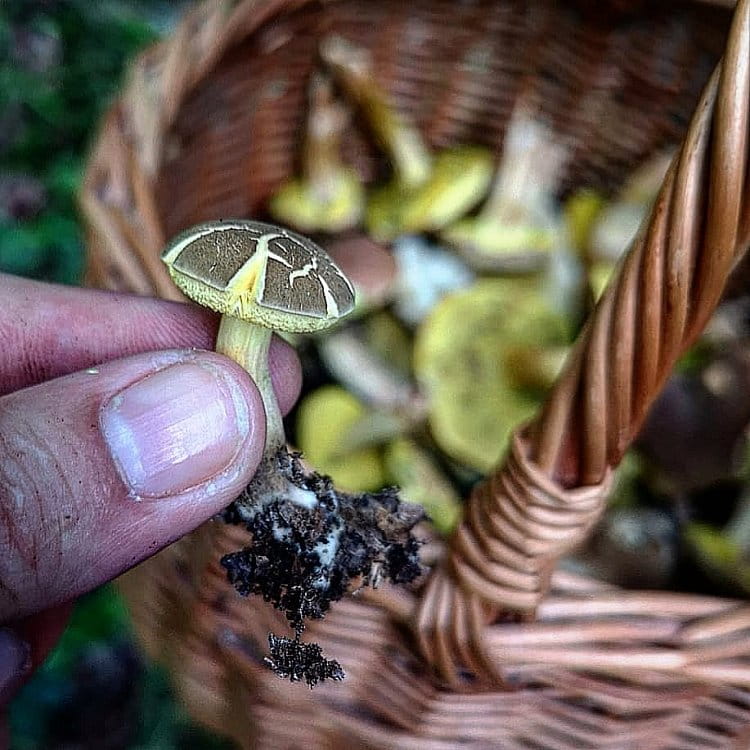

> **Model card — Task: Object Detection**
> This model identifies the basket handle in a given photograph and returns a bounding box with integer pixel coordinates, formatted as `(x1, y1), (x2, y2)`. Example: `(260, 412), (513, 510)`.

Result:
(413, 0), (750, 685)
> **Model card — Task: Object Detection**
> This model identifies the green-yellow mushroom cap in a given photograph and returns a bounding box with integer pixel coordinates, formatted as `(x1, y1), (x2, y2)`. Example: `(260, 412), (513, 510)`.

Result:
(296, 385), (386, 492)
(414, 278), (568, 473)
(367, 145), (495, 242)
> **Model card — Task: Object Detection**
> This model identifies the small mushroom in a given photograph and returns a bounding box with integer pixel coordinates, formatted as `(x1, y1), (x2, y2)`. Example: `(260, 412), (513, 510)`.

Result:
(269, 73), (364, 234)
(441, 105), (566, 273)
(324, 234), (397, 315)
(413, 278), (568, 473)
(161, 220), (424, 684)
(366, 145), (494, 242)
(319, 35), (431, 191)
(321, 35), (493, 242)
(295, 385), (386, 492)
(162, 219), (355, 460)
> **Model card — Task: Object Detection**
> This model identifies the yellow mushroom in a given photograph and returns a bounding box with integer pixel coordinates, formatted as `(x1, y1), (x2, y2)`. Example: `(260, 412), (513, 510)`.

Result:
(441, 106), (567, 273)
(161, 219), (355, 462)
(269, 73), (364, 233)
(295, 385), (385, 493)
(320, 35), (493, 242)
(414, 278), (568, 473)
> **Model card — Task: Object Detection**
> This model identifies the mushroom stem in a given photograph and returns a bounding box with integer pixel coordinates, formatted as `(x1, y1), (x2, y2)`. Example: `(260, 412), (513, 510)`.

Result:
(269, 74), (364, 233)
(216, 314), (285, 456)
(321, 35), (431, 189)
(303, 74), (348, 201)
(479, 111), (565, 225)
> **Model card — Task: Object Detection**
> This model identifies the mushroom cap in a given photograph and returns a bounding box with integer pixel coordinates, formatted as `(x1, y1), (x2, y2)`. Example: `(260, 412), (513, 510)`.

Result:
(269, 170), (364, 234)
(413, 279), (568, 473)
(366, 146), (494, 242)
(296, 385), (385, 492)
(441, 217), (554, 273)
(399, 146), (494, 233)
(161, 220), (356, 333)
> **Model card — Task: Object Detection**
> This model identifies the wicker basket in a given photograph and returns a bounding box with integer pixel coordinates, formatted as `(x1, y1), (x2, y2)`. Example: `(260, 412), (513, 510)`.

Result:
(81, 0), (750, 746)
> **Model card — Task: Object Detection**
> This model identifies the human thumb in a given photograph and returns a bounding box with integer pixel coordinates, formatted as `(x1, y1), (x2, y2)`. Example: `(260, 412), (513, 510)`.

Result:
(0, 348), (268, 623)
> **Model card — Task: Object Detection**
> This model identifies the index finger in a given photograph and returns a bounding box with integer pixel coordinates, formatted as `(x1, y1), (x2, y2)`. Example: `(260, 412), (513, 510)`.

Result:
(0, 274), (301, 413)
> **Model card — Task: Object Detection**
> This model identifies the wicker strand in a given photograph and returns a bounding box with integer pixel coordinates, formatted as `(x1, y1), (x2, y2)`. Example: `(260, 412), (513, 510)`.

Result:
(414, 0), (750, 684)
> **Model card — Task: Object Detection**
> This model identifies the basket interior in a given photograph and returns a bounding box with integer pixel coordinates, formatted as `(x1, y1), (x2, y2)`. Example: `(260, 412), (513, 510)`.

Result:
(154, 0), (730, 239)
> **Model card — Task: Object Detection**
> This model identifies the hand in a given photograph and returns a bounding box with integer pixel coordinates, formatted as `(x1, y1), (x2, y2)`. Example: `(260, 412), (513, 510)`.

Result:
(0, 272), (301, 720)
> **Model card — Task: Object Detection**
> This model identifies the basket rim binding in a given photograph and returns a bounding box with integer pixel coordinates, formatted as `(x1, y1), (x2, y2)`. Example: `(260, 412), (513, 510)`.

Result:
(81, 0), (750, 693)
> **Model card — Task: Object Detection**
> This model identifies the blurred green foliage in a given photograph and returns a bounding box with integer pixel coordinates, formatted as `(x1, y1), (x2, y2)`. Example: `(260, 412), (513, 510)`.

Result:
(3, 1), (232, 747)
(0, 0), (156, 283)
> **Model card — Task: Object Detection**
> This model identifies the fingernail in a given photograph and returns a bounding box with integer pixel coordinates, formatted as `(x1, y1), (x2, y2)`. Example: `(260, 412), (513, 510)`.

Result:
(0, 628), (31, 705)
(100, 361), (251, 498)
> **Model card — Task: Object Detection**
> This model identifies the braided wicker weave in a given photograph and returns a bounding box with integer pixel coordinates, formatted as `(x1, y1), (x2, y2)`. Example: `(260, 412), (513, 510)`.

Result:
(81, 0), (750, 746)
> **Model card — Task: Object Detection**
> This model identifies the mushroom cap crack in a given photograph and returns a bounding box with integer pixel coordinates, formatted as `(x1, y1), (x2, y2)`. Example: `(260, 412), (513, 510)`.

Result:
(162, 220), (355, 333)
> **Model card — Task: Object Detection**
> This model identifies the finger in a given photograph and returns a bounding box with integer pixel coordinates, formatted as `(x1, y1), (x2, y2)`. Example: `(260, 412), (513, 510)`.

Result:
(0, 349), (274, 622)
(0, 274), (302, 414)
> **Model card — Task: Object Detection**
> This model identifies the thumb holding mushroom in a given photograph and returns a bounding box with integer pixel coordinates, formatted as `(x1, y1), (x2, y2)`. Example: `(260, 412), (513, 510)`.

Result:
(162, 220), (356, 459)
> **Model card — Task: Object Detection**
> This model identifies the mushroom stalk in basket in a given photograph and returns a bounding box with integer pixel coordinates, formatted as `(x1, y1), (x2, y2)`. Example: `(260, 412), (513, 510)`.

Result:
(269, 73), (364, 233)
(320, 35), (493, 241)
(319, 36), (431, 191)
(441, 105), (566, 273)
(162, 220), (424, 686)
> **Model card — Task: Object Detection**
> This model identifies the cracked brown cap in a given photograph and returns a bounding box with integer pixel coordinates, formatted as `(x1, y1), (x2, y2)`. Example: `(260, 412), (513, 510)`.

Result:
(161, 220), (356, 332)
